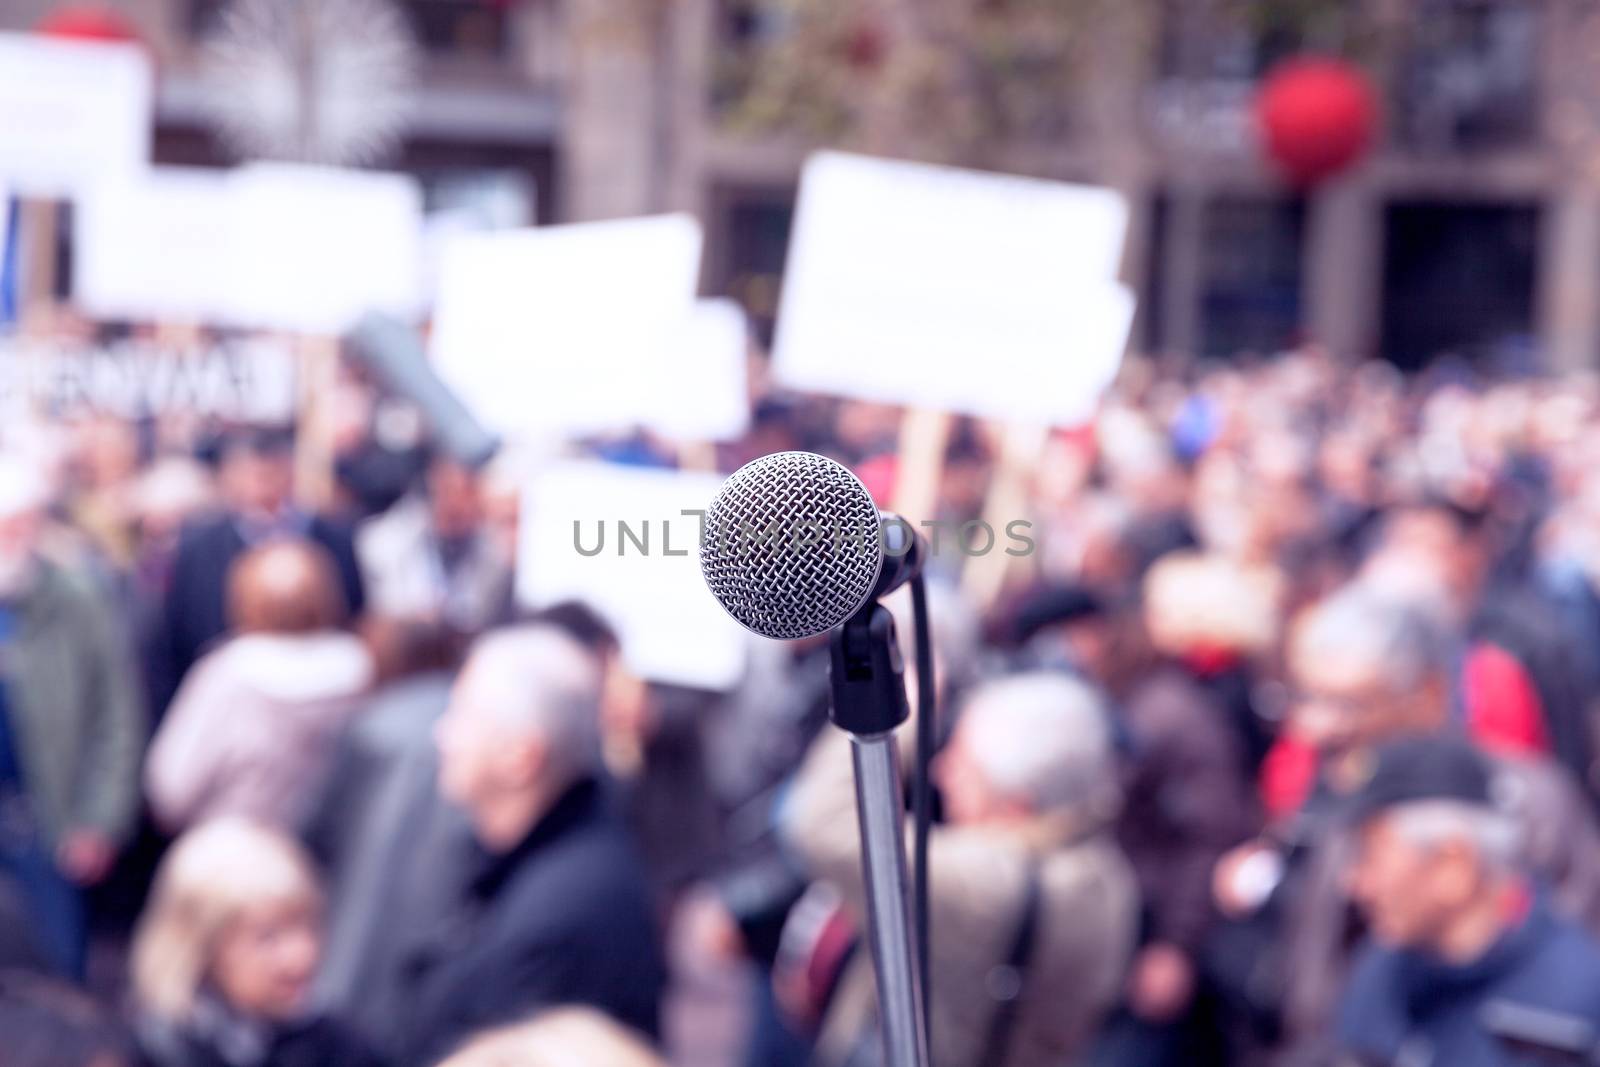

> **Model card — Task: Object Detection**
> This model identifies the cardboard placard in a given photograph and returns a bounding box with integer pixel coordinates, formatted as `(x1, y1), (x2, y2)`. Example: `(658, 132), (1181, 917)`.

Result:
(74, 168), (237, 324)
(228, 163), (424, 334)
(774, 151), (1134, 426)
(517, 460), (747, 690)
(0, 34), (152, 197)
(432, 215), (737, 440)
(647, 298), (750, 442)
(74, 164), (425, 334)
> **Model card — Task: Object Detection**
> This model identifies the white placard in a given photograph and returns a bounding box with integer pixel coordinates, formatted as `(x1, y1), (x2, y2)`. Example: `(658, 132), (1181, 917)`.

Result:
(74, 168), (237, 323)
(74, 164), (424, 334)
(0, 34), (152, 197)
(431, 214), (703, 438)
(227, 164), (424, 334)
(774, 151), (1134, 426)
(647, 298), (750, 442)
(1032, 283), (1137, 426)
(0, 184), (10, 303)
(518, 461), (746, 690)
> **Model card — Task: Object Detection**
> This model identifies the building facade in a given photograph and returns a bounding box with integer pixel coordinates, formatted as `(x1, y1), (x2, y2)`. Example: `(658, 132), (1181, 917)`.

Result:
(7, 0), (1600, 371)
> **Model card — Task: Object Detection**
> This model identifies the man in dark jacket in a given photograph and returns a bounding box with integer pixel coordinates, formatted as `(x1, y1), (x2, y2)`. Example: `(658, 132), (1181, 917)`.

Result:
(1211, 587), (1600, 1062)
(400, 625), (664, 1065)
(1334, 736), (1600, 1067)
(306, 622), (465, 1048)
(156, 429), (363, 710)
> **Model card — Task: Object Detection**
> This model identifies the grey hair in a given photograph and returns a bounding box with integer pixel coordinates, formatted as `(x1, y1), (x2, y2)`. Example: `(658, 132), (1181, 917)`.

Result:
(461, 625), (604, 782)
(958, 671), (1118, 816)
(1387, 799), (1521, 873)
(1295, 585), (1454, 694)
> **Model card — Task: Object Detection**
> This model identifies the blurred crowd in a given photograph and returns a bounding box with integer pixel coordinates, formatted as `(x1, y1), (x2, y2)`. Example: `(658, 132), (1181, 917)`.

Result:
(7, 339), (1600, 1067)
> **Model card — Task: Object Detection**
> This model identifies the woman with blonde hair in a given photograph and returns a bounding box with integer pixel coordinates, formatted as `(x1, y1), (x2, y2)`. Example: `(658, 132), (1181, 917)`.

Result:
(434, 1008), (664, 1067)
(130, 818), (381, 1067)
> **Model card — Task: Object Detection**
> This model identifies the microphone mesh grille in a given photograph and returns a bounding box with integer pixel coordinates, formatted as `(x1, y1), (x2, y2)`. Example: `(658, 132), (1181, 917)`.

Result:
(700, 451), (883, 639)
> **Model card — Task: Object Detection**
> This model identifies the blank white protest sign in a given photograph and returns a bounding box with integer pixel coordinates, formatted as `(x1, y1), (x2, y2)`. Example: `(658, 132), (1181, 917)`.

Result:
(74, 168), (238, 323)
(647, 297), (751, 442)
(431, 215), (706, 440)
(0, 181), (9, 275)
(517, 461), (747, 690)
(773, 151), (1135, 426)
(227, 163), (425, 335)
(0, 33), (152, 197)
(73, 164), (425, 334)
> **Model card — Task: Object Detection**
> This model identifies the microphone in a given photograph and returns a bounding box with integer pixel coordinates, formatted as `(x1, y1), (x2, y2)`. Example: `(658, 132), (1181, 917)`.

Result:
(704, 451), (935, 1067)
(699, 451), (926, 639)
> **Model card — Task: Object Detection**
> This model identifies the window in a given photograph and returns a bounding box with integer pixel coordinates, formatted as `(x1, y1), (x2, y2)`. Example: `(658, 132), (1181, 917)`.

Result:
(1391, 0), (1542, 153)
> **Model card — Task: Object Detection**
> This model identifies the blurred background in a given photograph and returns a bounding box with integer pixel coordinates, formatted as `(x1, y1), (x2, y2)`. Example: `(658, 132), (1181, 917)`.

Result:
(8, 3), (1600, 1067)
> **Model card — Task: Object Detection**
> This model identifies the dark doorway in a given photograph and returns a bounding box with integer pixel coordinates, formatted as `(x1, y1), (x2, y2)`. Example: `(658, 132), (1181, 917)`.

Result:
(1380, 200), (1538, 371)
(707, 185), (795, 345)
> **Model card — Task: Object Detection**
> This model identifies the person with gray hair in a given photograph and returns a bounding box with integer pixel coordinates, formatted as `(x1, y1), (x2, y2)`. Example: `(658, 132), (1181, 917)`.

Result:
(395, 625), (666, 1066)
(1207, 584), (1600, 1062)
(1281, 584), (1457, 777)
(934, 673), (1121, 821)
(783, 670), (1138, 1067)
(1334, 736), (1600, 1067)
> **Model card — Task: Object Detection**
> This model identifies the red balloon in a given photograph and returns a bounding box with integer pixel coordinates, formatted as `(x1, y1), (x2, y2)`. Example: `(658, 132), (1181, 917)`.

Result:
(35, 4), (141, 44)
(1256, 56), (1376, 185)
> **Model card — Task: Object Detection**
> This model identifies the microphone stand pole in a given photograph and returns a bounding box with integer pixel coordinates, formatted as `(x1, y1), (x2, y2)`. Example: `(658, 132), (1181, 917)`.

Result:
(829, 602), (930, 1067)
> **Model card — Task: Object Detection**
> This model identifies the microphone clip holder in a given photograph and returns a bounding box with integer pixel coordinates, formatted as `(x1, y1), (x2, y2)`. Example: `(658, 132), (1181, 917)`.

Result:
(828, 602), (911, 737)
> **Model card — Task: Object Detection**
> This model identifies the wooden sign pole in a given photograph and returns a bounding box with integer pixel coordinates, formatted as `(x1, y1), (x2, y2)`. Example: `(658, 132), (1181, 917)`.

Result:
(19, 199), (59, 313)
(676, 440), (717, 472)
(294, 334), (340, 512)
(960, 421), (1047, 613)
(890, 408), (952, 524)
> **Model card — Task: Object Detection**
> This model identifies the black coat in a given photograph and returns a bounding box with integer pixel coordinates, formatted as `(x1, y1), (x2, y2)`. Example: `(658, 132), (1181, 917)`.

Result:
(137, 1012), (384, 1067)
(0, 871), (47, 973)
(1473, 584), (1598, 798)
(305, 673), (474, 1054)
(400, 778), (666, 1066)
(154, 512), (364, 713)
